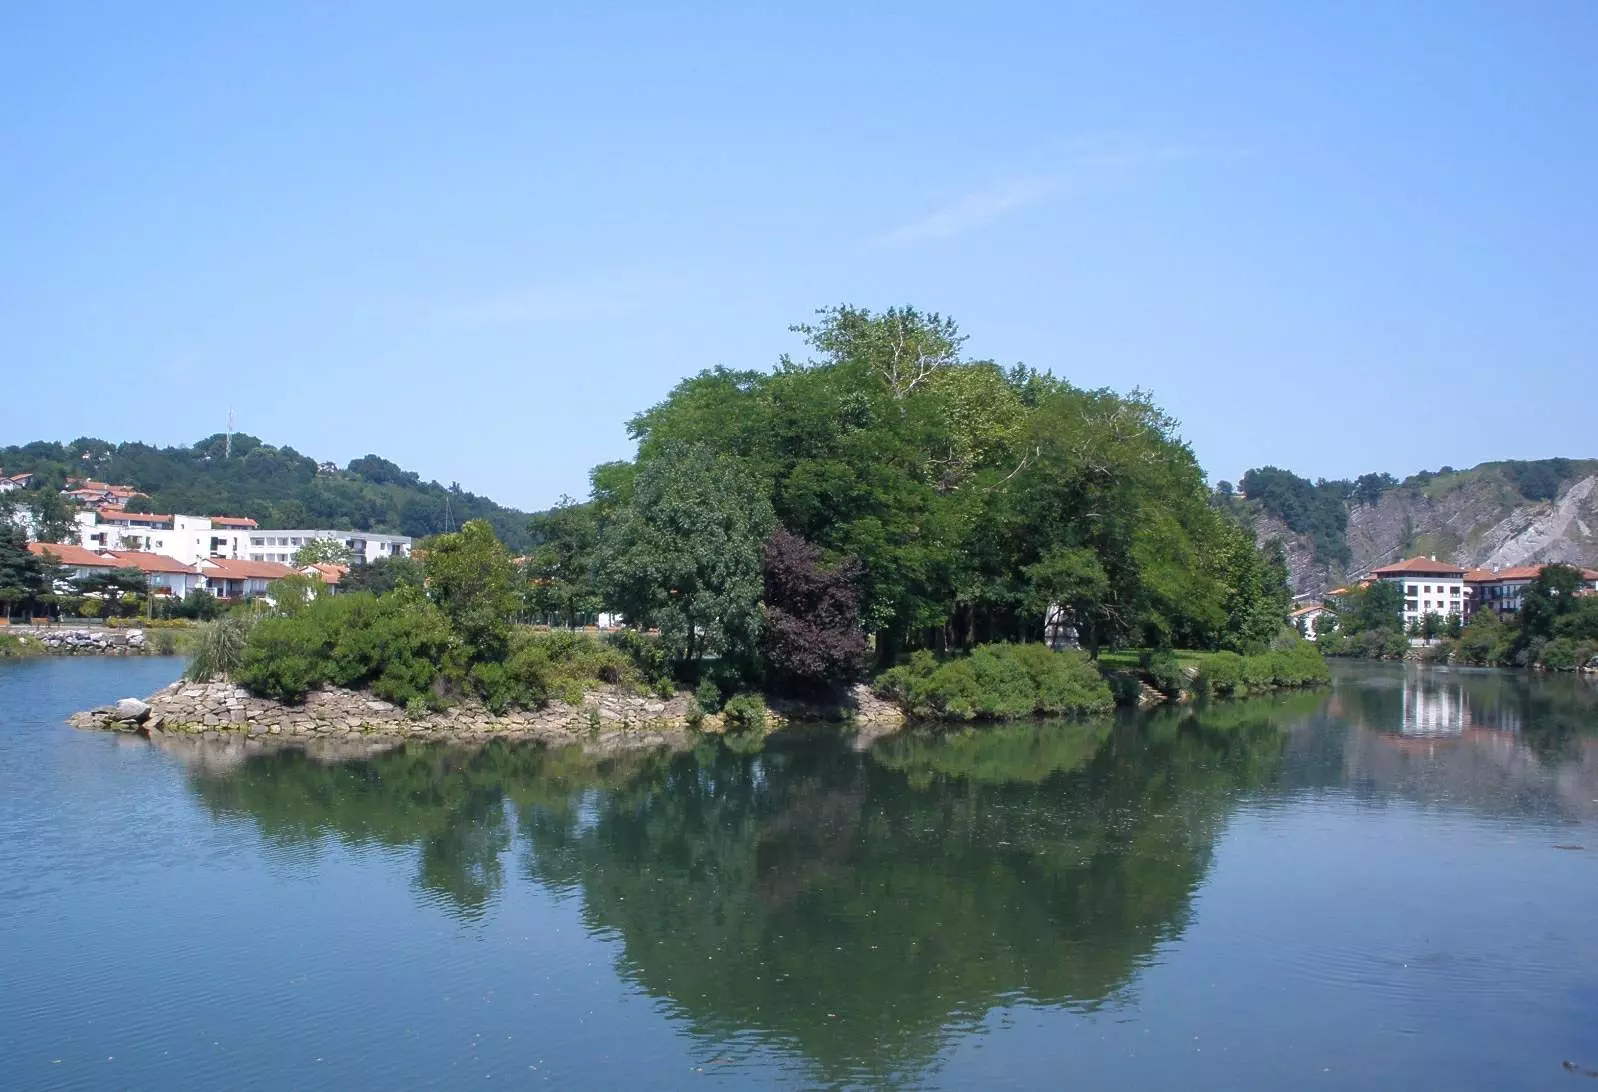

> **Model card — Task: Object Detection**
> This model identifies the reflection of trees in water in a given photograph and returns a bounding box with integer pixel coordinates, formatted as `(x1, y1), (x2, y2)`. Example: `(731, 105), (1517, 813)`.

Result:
(186, 705), (1296, 1079)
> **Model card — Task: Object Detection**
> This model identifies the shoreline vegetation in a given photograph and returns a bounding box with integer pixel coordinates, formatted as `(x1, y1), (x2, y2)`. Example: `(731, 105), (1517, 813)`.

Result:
(61, 305), (1338, 744)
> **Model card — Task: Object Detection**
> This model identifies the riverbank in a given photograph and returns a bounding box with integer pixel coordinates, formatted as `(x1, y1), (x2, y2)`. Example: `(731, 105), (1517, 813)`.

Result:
(68, 679), (907, 755)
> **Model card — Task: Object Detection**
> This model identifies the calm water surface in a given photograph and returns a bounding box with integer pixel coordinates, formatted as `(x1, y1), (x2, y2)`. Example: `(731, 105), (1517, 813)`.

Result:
(2, 657), (1597, 1089)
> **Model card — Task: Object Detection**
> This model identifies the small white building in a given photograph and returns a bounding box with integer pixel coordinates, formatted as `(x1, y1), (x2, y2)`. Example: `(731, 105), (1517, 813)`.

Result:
(1369, 556), (1467, 629)
(1290, 602), (1337, 640)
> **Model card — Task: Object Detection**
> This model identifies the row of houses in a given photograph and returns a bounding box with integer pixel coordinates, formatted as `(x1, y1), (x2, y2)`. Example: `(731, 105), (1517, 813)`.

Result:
(26, 542), (347, 602)
(70, 511), (411, 568)
(1293, 556), (1598, 636)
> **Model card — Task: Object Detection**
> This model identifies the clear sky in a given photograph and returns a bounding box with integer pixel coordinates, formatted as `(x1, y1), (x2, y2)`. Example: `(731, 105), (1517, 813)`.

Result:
(4, 2), (1594, 510)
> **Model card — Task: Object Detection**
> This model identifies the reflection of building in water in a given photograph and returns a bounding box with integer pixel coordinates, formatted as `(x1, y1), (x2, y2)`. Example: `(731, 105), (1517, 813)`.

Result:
(1400, 675), (1470, 736)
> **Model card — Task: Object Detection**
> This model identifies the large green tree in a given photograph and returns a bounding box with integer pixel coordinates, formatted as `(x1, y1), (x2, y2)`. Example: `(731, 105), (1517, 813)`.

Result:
(421, 520), (520, 661)
(597, 443), (773, 671)
(0, 525), (54, 620)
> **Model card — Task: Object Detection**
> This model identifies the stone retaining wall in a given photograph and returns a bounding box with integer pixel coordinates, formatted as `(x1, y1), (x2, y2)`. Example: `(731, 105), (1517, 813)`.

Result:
(68, 680), (906, 755)
(5, 626), (152, 654)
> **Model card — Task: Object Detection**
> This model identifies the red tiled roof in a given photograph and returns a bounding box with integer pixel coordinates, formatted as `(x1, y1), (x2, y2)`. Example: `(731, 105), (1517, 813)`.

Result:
(1290, 604), (1335, 617)
(1462, 568), (1496, 583)
(27, 542), (117, 568)
(200, 558), (296, 581)
(211, 516), (258, 528)
(106, 551), (200, 575)
(1370, 556), (1466, 577)
(302, 562), (348, 585)
(1469, 564), (1598, 584)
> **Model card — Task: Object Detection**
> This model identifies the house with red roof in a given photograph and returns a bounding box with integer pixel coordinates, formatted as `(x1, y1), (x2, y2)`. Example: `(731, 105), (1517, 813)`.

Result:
(1466, 564), (1598, 618)
(27, 541), (121, 580)
(197, 557), (296, 601)
(107, 552), (205, 598)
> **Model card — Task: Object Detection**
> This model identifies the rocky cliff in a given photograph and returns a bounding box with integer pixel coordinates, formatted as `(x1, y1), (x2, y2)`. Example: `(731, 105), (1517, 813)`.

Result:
(1250, 461), (1598, 595)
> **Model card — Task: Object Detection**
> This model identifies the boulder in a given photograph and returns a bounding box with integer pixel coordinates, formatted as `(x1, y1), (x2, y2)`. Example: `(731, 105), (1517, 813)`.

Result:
(115, 698), (151, 722)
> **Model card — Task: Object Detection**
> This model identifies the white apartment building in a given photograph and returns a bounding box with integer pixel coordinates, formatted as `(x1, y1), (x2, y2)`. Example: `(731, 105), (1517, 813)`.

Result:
(1370, 556), (1467, 628)
(246, 529), (411, 566)
(74, 511), (410, 568)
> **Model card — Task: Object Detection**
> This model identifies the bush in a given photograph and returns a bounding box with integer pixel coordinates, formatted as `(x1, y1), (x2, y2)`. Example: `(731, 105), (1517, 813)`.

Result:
(605, 628), (669, 685)
(1142, 649), (1186, 697)
(875, 643), (1114, 721)
(234, 614), (333, 703)
(186, 614), (256, 682)
(721, 692), (768, 735)
(1196, 651), (1244, 696)
(1193, 643), (1327, 696)
(695, 677), (724, 714)
(1540, 638), (1581, 671)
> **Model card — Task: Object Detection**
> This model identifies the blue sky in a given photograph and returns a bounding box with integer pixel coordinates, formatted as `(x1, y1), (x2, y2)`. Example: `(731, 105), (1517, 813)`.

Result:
(4, 2), (1594, 510)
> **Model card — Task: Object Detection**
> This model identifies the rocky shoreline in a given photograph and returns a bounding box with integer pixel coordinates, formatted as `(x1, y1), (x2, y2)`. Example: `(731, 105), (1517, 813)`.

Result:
(3, 626), (159, 655)
(69, 679), (907, 755)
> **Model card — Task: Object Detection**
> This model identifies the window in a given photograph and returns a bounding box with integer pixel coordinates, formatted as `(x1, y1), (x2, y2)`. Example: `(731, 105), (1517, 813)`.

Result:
(1407, 584), (1418, 594)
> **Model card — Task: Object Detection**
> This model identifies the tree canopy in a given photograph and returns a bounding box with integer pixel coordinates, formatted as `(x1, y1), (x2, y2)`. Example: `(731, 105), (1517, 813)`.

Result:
(587, 305), (1293, 672)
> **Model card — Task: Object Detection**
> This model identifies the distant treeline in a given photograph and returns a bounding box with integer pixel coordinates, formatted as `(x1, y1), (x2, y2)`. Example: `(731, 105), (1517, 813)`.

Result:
(0, 436), (537, 551)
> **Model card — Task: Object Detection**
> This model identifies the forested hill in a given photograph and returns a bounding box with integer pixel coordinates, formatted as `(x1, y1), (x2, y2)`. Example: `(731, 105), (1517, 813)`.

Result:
(0, 435), (537, 551)
(1223, 458), (1598, 594)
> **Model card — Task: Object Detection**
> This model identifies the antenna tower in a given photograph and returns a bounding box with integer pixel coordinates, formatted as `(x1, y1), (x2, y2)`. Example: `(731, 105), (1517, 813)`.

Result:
(225, 407), (235, 460)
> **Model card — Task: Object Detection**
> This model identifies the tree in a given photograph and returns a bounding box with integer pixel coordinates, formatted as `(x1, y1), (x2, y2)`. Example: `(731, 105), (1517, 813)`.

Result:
(1024, 547), (1112, 654)
(1344, 580), (1404, 635)
(292, 538), (352, 567)
(340, 555), (425, 597)
(421, 520), (519, 661)
(760, 528), (867, 690)
(791, 305), (965, 402)
(597, 443), (773, 673)
(76, 566), (149, 618)
(1519, 563), (1583, 643)
(1455, 608), (1509, 665)
(524, 496), (601, 627)
(28, 488), (77, 543)
(0, 525), (53, 620)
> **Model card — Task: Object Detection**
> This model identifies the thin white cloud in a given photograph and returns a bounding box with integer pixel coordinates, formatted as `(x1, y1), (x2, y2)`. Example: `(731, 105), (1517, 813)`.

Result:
(875, 141), (1217, 248)
(877, 175), (1059, 248)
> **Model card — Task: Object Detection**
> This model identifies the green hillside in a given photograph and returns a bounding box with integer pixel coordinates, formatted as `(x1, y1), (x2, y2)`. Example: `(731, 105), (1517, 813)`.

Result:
(0, 434), (537, 552)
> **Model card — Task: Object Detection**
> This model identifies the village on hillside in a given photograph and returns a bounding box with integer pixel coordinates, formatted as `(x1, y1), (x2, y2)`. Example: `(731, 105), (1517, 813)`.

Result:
(2, 473), (412, 611)
(1291, 555), (1598, 639)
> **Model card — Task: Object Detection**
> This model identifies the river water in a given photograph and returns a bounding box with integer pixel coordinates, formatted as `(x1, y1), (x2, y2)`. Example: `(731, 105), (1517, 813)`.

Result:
(2, 657), (1596, 1089)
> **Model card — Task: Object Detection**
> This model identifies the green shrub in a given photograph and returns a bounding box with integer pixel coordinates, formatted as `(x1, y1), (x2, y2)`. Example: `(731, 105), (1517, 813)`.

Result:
(725, 690), (773, 735)
(875, 643), (1114, 721)
(1142, 649), (1186, 697)
(1107, 671), (1145, 707)
(1196, 651), (1244, 695)
(1264, 642), (1331, 687)
(606, 628), (669, 683)
(695, 678), (724, 714)
(234, 614), (333, 703)
(151, 630), (180, 655)
(1540, 638), (1581, 671)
